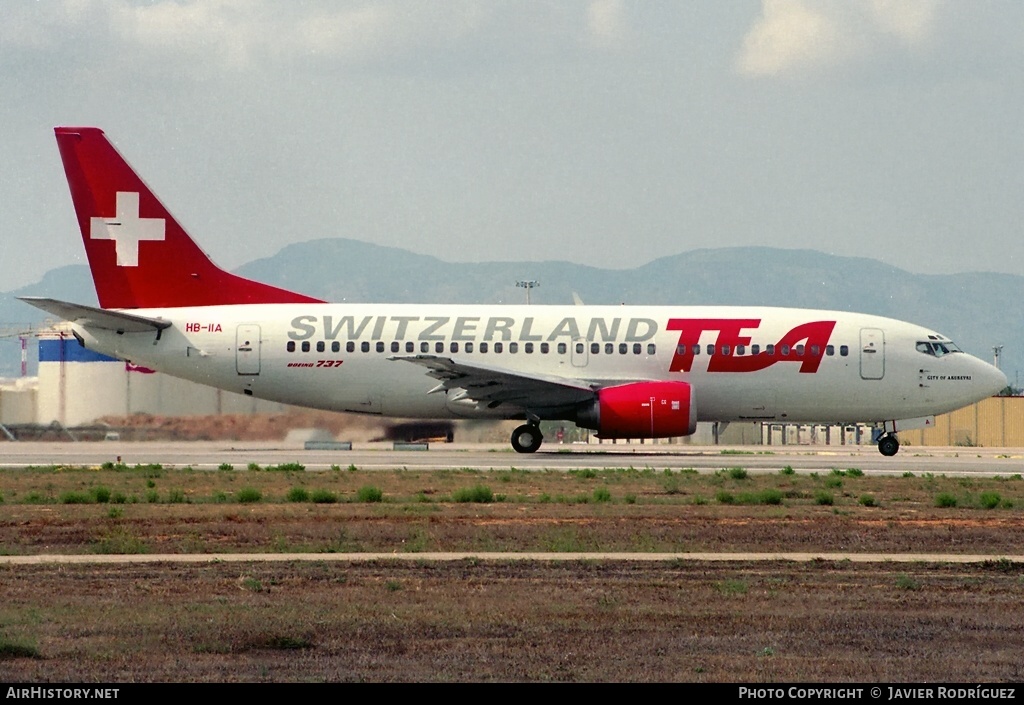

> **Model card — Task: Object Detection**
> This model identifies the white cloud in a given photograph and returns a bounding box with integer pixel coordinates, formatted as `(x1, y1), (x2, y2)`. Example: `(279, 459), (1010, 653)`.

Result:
(736, 0), (941, 77)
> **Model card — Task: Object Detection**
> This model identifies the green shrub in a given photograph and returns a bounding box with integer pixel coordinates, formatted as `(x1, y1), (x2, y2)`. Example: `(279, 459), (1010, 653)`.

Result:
(453, 485), (494, 503)
(727, 467), (748, 480)
(859, 494), (877, 507)
(780, 465), (795, 475)
(167, 489), (187, 504)
(237, 487), (262, 504)
(935, 493), (957, 508)
(268, 462), (305, 472)
(218, 463), (234, 471)
(91, 486), (111, 503)
(593, 487), (612, 503)
(311, 489), (338, 504)
(815, 491), (834, 506)
(356, 485), (384, 503)
(979, 491), (1001, 509)
(716, 490), (735, 504)
(60, 491), (92, 504)
(287, 487), (310, 503)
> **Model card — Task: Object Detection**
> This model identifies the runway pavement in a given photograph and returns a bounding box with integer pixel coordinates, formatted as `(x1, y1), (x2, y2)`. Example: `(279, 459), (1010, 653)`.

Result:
(1, 440), (1023, 475)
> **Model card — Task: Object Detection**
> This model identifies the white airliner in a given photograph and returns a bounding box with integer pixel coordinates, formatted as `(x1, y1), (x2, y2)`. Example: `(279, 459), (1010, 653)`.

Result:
(21, 127), (1007, 456)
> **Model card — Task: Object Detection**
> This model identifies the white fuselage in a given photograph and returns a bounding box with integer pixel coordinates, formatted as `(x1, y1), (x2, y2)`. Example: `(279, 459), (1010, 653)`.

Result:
(73, 303), (1006, 427)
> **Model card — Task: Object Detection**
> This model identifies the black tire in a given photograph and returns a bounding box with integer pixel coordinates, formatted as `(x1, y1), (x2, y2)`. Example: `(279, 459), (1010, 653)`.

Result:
(511, 424), (543, 453)
(878, 434), (899, 457)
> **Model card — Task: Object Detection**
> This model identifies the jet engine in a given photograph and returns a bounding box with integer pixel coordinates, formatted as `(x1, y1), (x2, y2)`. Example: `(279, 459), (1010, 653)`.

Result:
(576, 381), (696, 438)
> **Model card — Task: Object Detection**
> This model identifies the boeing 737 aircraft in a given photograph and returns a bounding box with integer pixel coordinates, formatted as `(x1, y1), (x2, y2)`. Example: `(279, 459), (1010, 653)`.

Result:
(21, 127), (1007, 455)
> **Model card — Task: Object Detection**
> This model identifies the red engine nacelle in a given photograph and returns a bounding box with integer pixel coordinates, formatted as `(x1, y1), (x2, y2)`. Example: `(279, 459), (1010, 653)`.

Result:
(576, 381), (697, 439)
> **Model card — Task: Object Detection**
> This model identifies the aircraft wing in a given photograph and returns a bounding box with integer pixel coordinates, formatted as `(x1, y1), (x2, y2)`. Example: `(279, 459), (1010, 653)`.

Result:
(18, 297), (171, 333)
(390, 355), (597, 409)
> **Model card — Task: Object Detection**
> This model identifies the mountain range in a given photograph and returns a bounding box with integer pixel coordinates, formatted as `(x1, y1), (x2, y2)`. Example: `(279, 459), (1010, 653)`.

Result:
(2, 241), (1019, 385)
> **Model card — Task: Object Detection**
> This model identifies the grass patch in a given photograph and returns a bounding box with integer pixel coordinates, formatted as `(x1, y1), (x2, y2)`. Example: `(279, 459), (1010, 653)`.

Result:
(237, 487), (262, 504)
(356, 486), (384, 503)
(935, 493), (957, 508)
(0, 638), (42, 660)
(311, 489), (338, 504)
(287, 487), (310, 503)
(814, 491), (834, 506)
(453, 485), (494, 503)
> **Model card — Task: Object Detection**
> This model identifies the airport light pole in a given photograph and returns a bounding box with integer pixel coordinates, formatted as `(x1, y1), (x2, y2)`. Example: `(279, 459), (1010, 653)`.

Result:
(993, 345), (1004, 370)
(516, 280), (539, 305)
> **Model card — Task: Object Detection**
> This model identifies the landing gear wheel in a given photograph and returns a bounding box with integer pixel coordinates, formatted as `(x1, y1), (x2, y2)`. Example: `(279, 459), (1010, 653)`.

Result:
(511, 424), (543, 454)
(878, 434), (899, 457)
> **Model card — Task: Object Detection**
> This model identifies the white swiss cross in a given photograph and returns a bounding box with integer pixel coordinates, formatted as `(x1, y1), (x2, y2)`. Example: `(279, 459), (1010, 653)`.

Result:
(89, 191), (166, 267)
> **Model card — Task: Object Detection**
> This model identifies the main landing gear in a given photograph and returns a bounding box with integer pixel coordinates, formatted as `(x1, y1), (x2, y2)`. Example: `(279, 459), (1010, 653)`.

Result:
(511, 423), (543, 454)
(877, 433), (900, 457)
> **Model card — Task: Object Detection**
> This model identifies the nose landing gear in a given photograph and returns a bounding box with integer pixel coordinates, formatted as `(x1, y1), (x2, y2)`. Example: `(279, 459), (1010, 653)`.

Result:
(877, 433), (900, 457)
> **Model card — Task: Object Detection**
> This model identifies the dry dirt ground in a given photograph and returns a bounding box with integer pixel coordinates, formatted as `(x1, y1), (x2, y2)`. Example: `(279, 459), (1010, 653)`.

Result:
(2, 449), (1024, 682)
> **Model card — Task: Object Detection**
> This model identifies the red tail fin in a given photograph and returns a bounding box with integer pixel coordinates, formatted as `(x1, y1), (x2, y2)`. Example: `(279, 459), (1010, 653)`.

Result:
(55, 127), (323, 309)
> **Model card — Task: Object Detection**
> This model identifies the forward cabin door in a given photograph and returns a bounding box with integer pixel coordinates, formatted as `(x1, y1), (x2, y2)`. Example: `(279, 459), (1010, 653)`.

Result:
(859, 328), (884, 380)
(236, 324), (262, 375)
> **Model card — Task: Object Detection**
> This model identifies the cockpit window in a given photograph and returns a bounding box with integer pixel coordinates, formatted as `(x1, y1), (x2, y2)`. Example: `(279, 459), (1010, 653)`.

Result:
(916, 340), (963, 357)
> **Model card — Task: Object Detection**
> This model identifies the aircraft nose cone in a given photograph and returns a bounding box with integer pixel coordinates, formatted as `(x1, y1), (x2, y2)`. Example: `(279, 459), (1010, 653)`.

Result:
(975, 358), (1007, 397)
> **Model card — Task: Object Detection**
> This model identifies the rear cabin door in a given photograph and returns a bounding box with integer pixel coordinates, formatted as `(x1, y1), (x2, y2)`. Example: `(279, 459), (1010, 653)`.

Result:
(236, 324), (261, 375)
(859, 328), (885, 380)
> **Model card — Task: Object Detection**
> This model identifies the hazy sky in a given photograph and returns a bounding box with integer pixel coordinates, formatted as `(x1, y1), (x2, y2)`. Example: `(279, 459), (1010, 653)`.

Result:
(2, 0), (1022, 290)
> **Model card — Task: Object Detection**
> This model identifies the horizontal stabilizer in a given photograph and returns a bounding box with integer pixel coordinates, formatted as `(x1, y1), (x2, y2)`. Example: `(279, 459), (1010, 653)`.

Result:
(18, 297), (171, 333)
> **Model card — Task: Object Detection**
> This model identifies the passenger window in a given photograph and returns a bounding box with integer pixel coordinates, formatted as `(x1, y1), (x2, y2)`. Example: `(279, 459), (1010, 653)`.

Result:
(840, 345), (849, 356)
(810, 345), (820, 356)
(795, 344), (804, 356)
(450, 342), (459, 353)
(751, 344), (760, 355)
(826, 345), (834, 356)
(316, 341), (325, 353)
(376, 342), (385, 353)
(466, 342), (474, 353)
(495, 342), (504, 353)
(541, 343), (550, 354)
(301, 341), (310, 353)
(620, 343), (628, 355)
(420, 342), (429, 353)
(647, 344), (656, 355)
(736, 345), (745, 356)
(722, 345), (731, 356)
(391, 342), (400, 353)
(481, 342), (489, 353)
(558, 343), (567, 354)
(591, 343), (600, 354)
(347, 341), (355, 353)
(780, 345), (790, 356)
(604, 343), (613, 355)
(406, 342), (414, 353)
(576, 343), (584, 354)
(706, 344), (715, 355)
(525, 342), (534, 354)
(509, 342), (518, 353)
(692, 344), (700, 355)
(361, 342), (369, 353)
(634, 343), (642, 355)
(435, 342), (444, 353)
(286, 341), (295, 353)
(332, 341), (341, 353)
